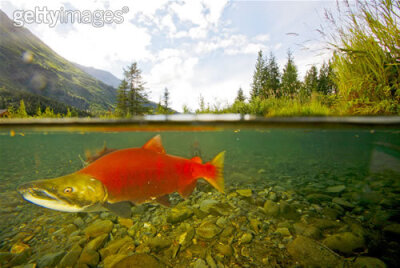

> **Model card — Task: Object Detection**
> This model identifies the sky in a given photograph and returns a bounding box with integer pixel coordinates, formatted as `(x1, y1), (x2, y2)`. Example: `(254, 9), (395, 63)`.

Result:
(0, 0), (337, 112)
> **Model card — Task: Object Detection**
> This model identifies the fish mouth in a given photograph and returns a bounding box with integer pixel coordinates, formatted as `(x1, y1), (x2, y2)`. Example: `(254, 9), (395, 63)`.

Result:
(17, 182), (84, 212)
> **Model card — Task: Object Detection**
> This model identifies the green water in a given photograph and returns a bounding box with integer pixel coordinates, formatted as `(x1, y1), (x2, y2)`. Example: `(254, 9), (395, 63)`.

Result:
(0, 127), (400, 267)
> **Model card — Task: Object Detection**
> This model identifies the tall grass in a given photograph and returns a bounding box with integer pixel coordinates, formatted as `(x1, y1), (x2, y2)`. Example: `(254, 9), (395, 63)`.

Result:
(325, 0), (400, 114)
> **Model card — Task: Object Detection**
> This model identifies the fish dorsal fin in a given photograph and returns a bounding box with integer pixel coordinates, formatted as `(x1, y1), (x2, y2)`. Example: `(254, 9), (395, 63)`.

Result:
(191, 156), (202, 164)
(142, 135), (166, 154)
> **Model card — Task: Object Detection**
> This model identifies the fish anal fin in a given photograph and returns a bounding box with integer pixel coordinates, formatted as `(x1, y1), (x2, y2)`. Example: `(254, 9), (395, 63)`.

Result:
(104, 201), (132, 218)
(179, 181), (197, 199)
(191, 156), (202, 164)
(142, 135), (166, 154)
(155, 195), (171, 207)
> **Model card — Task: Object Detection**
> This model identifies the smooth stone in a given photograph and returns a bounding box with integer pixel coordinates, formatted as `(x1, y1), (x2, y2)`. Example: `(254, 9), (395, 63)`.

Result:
(249, 218), (261, 233)
(293, 222), (321, 239)
(103, 254), (128, 268)
(196, 221), (221, 240)
(313, 219), (341, 230)
(85, 233), (109, 251)
(64, 224), (78, 235)
(78, 248), (99, 267)
(236, 189), (252, 197)
(279, 200), (298, 219)
(166, 207), (193, 224)
(275, 227), (291, 236)
(73, 217), (85, 228)
(112, 253), (162, 268)
(59, 245), (82, 268)
(37, 250), (66, 268)
(10, 242), (30, 254)
(118, 218), (134, 228)
(287, 236), (344, 268)
(353, 256), (387, 268)
(193, 258), (208, 268)
(332, 197), (355, 209)
(323, 232), (365, 254)
(206, 254), (217, 268)
(326, 185), (346, 193)
(268, 192), (278, 201)
(216, 217), (228, 228)
(199, 199), (219, 213)
(383, 223), (400, 236)
(264, 200), (279, 217)
(84, 220), (113, 238)
(306, 194), (332, 203)
(100, 236), (134, 259)
(147, 236), (172, 251)
(215, 244), (233, 257)
(239, 233), (253, 244)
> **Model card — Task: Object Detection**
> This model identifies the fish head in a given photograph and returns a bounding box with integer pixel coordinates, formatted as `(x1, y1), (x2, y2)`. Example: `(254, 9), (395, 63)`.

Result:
(17, 173), (107, 212)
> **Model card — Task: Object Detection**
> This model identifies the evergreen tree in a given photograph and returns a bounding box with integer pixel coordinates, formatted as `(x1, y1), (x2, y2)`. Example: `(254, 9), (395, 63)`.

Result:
(116, 79), (128, 116)
(281, 50), (300, 97)
(163, 87), (170, 111)
(65, 108), (72, 118)
(251, 50), (265, 100)
(182, 104), (191, 114)
(303, 65), (319, 96)
(318, 61), (335, 94)
(123, 63), (149, 116)
(265, 52), (281, 98)
(235, 87), (246, 102)
(36, 106), (42, 117)
(17, 100), (28, 118)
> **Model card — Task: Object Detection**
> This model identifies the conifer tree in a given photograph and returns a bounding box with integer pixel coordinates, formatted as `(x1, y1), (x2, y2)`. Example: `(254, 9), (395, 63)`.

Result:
(123, 63), (149, 116)
(303, 65), (319, 96)
(235, 87), (245, 102)
(318, 61), (335, 95)
(116, 79), (128, 116)
(163, 87), (170, 112)
(251, 50), (265, 100)
(265, 52), (281, 98)
(281, 50), (300, 97)
(17, 100), (28, 118)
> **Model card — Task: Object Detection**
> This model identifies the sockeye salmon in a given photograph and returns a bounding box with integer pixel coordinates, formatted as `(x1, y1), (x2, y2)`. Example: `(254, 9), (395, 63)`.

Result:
(17, 135), (225, 217)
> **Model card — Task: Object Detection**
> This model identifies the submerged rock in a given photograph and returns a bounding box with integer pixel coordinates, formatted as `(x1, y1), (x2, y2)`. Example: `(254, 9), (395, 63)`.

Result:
(239, 233), (253, 244)
(84, 220), (113, 238)
(264, 200), (279, 217)
(306, 194), (332, 203)
(326, 185), (346, 193)
(332, 197), (354, 209)
(112, 253), (163, 268)
(166, 206), (193, 224)
(193, 258), (208, 268)
(383, 223), (400, 237)
(196, 221), (221, 240)
(78, 248), (99, 267)
(215, 243), (233, 257)
(59, 244), (82, 268)
(323, 232), (365, 254)
(293, 222), (321, 239)
(287, 236), (344, 268)
(85, 233), (109, 251)
(236, 189), (252, 197)
(100, 236), (135, 259)
(37, 251), (66, 268)
(353, 256), (387, 268)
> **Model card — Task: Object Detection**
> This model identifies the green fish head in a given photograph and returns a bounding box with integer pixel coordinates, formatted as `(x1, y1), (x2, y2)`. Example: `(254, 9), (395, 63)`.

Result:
(17, 173), (107, 212)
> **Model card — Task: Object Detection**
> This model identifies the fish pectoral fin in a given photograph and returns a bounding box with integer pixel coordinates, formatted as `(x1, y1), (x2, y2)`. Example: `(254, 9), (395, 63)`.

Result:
(155, 195), (171, 207)
(179, 181), (197, 199)
(103, 201), (133, 218)
(142, 135), (166, 154)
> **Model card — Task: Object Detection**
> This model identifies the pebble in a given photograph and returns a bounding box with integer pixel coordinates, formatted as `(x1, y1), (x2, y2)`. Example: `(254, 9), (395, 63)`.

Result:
(84, 220), (113, 238)
(326, 185), (346, 193)
(99, 236), (134, 259)
(193, 258), (208, 268)
(10, 242), (30, 254)
(215, 243), (233, 256)
(73, 217), (85, 228)
(236, 189), (252, 197)
(323, 232), (365, 254)
(196, 221), (221, 240)
(166, 206), (193, 224)
(275, 227), (291, 236)
(353, 256), (387, 268)
(85, 233), (109, 251)
(78, 248), (99, 267)
(112, 253), (162, 268)
(239, 233), (253, 244)
(59, 244), (82, 268)
(37, 251), (66, 268)
(287, 236), (344, 268)
(306, 194), (332, 203)
(332, 197), (354, 209)
(264, 200), (279, 217)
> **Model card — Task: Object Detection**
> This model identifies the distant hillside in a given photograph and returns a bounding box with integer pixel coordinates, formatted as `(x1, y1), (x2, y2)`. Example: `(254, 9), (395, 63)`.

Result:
(74, 63), (121, 88)
(0, 10), (116, 114)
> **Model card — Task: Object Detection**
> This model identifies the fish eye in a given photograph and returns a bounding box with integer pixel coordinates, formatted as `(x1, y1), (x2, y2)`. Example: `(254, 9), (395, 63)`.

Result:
(64, 187), (73, 194)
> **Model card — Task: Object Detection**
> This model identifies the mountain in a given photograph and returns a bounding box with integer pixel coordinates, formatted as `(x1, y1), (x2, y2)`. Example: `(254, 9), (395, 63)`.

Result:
(0, 10), (116, 114)
(73, 63), (121, 88)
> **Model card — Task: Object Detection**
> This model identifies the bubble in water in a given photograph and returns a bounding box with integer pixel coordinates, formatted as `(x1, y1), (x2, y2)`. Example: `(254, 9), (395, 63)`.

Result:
(30, 73), (47, 90)
(22, 51), (33, 63)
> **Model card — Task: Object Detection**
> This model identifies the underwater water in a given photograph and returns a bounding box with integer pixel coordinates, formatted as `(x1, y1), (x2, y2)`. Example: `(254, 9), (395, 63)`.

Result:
(0, 123), (400, 267)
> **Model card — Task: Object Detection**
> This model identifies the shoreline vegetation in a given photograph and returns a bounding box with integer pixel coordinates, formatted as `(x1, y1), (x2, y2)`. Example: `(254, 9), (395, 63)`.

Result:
(2, 0), (399, 119)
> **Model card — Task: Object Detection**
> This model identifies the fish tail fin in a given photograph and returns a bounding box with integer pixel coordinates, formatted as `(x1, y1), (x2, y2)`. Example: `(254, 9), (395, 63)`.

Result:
(204, 151), (225, 193)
